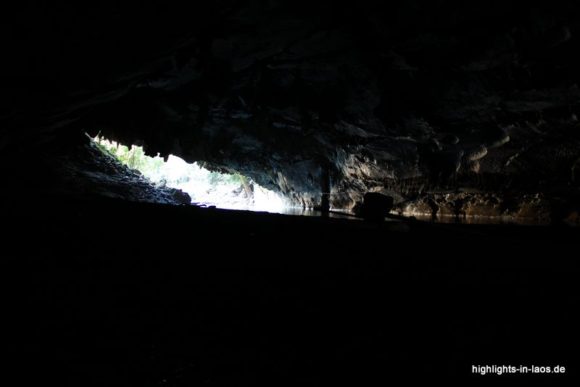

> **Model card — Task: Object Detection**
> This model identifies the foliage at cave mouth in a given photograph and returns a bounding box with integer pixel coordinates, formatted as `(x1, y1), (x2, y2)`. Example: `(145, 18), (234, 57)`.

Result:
(93, 135), (289, 213)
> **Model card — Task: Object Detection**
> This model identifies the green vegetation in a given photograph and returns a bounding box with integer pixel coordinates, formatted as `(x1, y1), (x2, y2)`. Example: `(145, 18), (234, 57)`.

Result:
(94, 136), (165, 177)
(94, 135), (246, 185)
(91, 135), (287, 212)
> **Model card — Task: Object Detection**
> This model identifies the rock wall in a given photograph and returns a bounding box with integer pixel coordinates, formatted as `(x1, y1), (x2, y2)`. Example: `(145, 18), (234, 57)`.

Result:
(2, 2), (580, 217)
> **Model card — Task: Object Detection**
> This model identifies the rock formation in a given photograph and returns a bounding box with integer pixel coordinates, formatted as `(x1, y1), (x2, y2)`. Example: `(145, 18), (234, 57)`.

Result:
(2, 1), (579, 221)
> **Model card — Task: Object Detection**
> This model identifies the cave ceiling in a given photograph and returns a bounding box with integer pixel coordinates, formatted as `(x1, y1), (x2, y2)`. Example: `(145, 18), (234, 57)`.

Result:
(2, 1), (580, 208)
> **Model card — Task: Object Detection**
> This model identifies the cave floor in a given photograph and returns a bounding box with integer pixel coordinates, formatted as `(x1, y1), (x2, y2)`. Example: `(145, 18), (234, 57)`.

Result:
(3, 196), (578, 385)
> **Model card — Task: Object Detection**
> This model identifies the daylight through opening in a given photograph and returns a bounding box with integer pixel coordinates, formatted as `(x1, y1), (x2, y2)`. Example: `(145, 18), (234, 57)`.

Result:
(92, 135), (289, 213)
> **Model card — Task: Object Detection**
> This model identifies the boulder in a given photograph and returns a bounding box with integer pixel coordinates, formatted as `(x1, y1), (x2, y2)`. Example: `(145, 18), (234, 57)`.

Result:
(355, 192), (394, 222)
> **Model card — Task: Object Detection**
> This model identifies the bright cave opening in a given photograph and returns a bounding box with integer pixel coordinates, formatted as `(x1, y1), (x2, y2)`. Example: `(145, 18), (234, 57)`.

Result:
(92, 135), (289, 213)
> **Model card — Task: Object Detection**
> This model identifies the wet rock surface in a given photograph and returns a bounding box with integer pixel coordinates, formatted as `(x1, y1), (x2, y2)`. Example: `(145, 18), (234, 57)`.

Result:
(396, 192), (554, 222)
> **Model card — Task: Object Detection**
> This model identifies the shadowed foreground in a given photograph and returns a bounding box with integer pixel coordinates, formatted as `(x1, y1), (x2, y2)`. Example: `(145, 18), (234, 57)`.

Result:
(3, 196), (578, 385)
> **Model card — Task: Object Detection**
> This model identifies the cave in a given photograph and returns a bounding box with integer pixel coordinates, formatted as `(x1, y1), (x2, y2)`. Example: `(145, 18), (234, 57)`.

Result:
(2, 2), (578, 384)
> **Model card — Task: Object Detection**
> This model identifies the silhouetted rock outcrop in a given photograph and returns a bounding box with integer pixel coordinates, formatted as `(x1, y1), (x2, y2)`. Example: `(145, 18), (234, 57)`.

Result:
(354, 192), (394, 222)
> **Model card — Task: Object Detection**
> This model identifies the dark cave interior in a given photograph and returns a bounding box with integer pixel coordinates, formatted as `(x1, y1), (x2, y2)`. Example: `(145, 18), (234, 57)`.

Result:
(1, 1), (579, 384)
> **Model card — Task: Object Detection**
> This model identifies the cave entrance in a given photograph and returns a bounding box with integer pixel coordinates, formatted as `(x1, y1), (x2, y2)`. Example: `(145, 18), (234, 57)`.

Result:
(92, 135), (289, 212)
